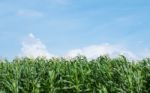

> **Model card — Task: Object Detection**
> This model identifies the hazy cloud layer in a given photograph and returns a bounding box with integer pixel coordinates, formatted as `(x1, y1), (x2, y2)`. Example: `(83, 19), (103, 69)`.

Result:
(17, 10), (43, 17)
(49, 0), (71, 5)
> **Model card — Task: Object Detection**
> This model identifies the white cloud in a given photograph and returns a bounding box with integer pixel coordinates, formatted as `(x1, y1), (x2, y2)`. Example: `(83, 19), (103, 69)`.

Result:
(20, 33), (55, 58)
(65, 43), (138, 60)
(17, 10), (43, 17)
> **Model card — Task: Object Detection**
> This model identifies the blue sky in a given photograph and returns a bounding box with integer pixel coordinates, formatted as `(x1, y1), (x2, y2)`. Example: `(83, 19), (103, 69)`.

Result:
(0, 0), (150, 59)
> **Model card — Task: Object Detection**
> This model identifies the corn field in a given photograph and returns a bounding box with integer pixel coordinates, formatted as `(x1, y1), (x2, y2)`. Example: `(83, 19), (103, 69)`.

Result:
(0, 56), (150, 93)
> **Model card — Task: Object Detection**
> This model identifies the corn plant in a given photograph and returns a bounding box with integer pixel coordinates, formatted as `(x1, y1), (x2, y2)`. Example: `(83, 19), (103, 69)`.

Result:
(0, 56), (150, 93)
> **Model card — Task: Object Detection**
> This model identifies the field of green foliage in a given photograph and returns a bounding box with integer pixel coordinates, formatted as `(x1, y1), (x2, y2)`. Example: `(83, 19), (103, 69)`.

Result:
(0, 56), (150, 93)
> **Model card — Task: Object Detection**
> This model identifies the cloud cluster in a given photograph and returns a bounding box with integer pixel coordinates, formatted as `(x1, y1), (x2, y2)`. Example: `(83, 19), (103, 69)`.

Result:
(19, 33), (139, 60)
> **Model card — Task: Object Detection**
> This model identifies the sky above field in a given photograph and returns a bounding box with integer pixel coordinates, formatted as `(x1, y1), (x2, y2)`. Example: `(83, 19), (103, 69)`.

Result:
(0, 0), (150, 59)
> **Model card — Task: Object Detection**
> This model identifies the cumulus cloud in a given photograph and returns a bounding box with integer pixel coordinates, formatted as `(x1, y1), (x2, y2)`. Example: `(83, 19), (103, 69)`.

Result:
(17, 10), (43, 17)
(65, 44), (137, 60)
(20, 33), (55, 58)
